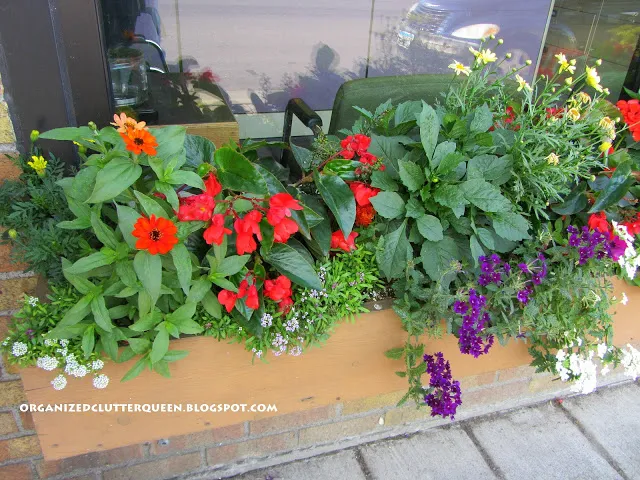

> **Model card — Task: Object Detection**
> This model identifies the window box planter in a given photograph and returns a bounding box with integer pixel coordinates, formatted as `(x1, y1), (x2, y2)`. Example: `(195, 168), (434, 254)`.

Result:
(19, 280), (638, 461)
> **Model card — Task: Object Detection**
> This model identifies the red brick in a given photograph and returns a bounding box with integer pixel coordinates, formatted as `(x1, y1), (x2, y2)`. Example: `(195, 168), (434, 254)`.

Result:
(250, 406), (335, 435)
(0, 238), (27, 273)
(19, 410), (35, 431)
(298, 414), (382, 446)
(36, 445), (144, 478)
(103, 452), (202, 480)
(0, 411), (18, 434)
(0, 462), (33, 480)
(0, 380), (27, 406)
(149, 423), (244, 455)
(0, 435), (41, 461)
(0, 154), (20, 181)
(207, 432), (297, 466)
(0, 316), (11, 341)
(0, 276), (39, 311)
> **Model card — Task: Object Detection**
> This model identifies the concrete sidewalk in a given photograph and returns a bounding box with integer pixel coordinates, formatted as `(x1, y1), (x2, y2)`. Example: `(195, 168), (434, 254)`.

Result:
(222, 381), (639, 480)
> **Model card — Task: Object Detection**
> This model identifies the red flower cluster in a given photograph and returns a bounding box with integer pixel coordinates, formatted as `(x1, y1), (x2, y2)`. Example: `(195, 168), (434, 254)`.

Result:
(218, 275), (259, 313)
(622, 212), (640, 236)
(264, 275), (294, 313)
(349, 181), (380, 227)
(331, 230), (358, 252)
(267, 193), (304, 244)
(234, 210), (263, 255)
(588, 212), (611, 233)
(339, 134), (385, 174)
(545, 107), (565, 119)
(617, 99), (640, 142)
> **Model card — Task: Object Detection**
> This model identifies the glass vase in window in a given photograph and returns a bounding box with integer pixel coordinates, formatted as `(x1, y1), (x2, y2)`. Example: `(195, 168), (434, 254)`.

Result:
(108, 46), (149, 108)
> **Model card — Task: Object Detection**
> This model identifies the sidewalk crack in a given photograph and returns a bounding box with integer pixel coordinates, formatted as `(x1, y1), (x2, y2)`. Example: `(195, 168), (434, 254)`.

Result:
(354, 447), (374, 479)
(461, 424), (506, 480)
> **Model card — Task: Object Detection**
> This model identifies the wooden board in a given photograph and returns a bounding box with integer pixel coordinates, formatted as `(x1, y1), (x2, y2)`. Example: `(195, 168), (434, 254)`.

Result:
(149, 121), (239, 149)
(20, 281), (639, 460)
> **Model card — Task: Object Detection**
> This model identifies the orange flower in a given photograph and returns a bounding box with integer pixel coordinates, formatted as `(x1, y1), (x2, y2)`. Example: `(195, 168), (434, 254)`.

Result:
(132, 214), (179, 255)
(111, 113), (146, 134)
(122, 129), (158, 156)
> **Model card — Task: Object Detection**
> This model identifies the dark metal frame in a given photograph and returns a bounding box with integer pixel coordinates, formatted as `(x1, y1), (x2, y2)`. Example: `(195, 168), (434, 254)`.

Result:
(0, 0), (112, 157)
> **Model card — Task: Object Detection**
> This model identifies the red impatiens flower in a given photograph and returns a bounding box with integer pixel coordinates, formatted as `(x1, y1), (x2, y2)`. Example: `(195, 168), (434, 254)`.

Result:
(622, 212), (640, 236)
(203, 214), (232, 245)
(355, 204), (376, 227)
(617, 99), (640, 142)
(330, 230), (358, 252)
(349, 182), (380, 207)
(266, 193), (303, 225)
(359, 152), (377, 166)
(278, 296), (294, 313)
(588, 212), (611, 233)
(234, 210), (263, 255)
(237, 279), (259, 310)
(339, 134), (371, 159)
(218, 289), (238, 313)
(204, 173), (223, 197)
(273, 217), (299, 243)
(132, 214), (179, 255)
(177, 194), (215, 222)
(264, 275), (293, 302)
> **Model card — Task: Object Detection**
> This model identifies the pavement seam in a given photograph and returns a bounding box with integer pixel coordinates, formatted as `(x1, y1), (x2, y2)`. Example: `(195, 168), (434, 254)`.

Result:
(353, 447), (374, 480)
(555, 402), (630, 480)
(460, 423), (506, 480)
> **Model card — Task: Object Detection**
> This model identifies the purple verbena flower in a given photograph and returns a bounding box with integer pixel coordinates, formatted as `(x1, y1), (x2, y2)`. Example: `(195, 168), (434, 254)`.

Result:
(423, 352), (462, 420)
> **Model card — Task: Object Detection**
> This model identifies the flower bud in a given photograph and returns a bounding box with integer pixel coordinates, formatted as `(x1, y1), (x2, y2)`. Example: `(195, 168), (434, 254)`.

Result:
(7, 229), (17, 240)
(595, 59), (602, 66)
(498, 38), (503, 44)
(590, 175), (596, 181)
(88, 121), (97, 131)
(570, 59), (576, 65)
(30, 130), (40, 143)
(525, 59), (532, 65)
(603, 88), (610, 95)
(489, 34), (495, 40)
(505, 52), (512, 59)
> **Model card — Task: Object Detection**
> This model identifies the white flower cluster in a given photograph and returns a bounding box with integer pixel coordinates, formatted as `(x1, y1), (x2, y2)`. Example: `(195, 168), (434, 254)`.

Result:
(621, 344), (640, 380)
(51, 374), (67, 390)
(251, 347), (263, 358)
(36, 356), (59, 371)
(272, 333), (288, 356)
(93, 374), (109, 389)
(11, 341), (28, 357)
(318, 266), (328, 284)
(289, 346), (302, 356)
(612, 222), (640, 279)
(27, 296), (38, 307)
(44, 338), (58, 347)
(91, 359), (105, 371)
(555, 343), (599, 394)
(260, 313), (273, 328)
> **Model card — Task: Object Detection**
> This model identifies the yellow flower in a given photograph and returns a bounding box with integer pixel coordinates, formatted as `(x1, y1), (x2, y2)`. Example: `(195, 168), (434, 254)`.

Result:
(27, 155), (47, 176)
(515, 74), (532, 92)
(567, 107), (581, 122)
(585, 66), (603, 92)
(575, 92), (591, 104)
(469, 46), (480, 57)
(599, 117), (616, 139)
(599, 141), (612, 153)
(546, 153), (560, 165)
(448, 61), (471, 76)
(110, 112), (146, 134)
(478, 49), (497, 64)
(555, 53), (576, 75)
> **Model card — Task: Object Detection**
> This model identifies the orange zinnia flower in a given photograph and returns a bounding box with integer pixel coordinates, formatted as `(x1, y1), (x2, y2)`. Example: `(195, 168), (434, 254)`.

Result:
(122, 129), (158, 156)
(132, 214), (179, 255)
(111, 112), (146, 134)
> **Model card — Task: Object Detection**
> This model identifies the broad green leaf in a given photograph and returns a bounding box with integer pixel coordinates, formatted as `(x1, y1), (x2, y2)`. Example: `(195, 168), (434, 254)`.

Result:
(154, 125), (187, 169)
(416, 215), (444, 241)
(187, 277), (212, 303)
(201, 290), (222, 318)
(170, 243), (192, 295)
(122, 356), (148, 382)
(66, 250), (116, 274)
(133, 250), (162, 304)
(368, 135), (412, 178)
(467, 154), (512, 185)
(167, 170), (205, 190)
(431, 141), (456, 170)
(151, 326), (170, 363)
(86, 157), (142, 203)
(148, 157), (165, 180)
(376, 221), (409, 280)
(398, 159), (425, 192)
(90, 296), (114, 332)
(433, 184), (469, 211)
(116, 260), (137, 288)
(435, 152), (465, 176)
(166, 303), (197, 325)
(108, 304), (130, 320)
(492, 212), (531, 241)
(420, 236), (460, 281)
(116, 204), (141, 249)
(209, 274), (238, 291)
(370, 170), (399, 192)
(214, 147), (267, 194)
(176, 318), (203, 335)
(100, 333), (119, 361)
(81, 326), (95, 359)
(217, 255), (251, 276)
(469, 235), (485, 268)
(313, 171), (355, 237)
(551, 182), (588, 215)
(470, 104), (493, 134)
(129, 309), (162, 332)
(302, 194), (331, 257)
(477, 228), (496, 250)
(90, 212), (119, 250)
(39, 126), (94, 141)
(184, 134), (215, 168)
(128, 338), (152, 354)
(405, 198), (425, 218)
(588, 162), (635, 213)
(62, 258), (95, 294)
(153, 360), (171, 377)
(155, 181), (180, 211)
(370, 192), (406, 219)
(395, 100), (422, 125)
(291, 143), (314, 170)
(460, 179), (512, 212)
(419, 102), (440, 161)
(57, 218), (91, 230)
(164, 350), (189, 362)
(134, 191), (169, 219)
(263, 243), (322, 290)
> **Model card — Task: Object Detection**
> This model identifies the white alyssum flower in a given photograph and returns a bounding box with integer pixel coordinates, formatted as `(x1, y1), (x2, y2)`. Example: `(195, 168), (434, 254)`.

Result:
(620, 344), (640, 380)
(59, 339), (69, 347)
(36, 356), (59, 371)
(27, 296), (38, 307)
(570, 354), (598, 395)
(93, 374), (109, 389)
(70, 365), (88, 378)
(51, 374), (67, 390)
(43, 338), (57, 347)
(621, 292), (629, 306)
(260, 313), (273, 328)
(289, 346), (302, 357)
(600, 366), (610, 376)
(612, 222), (640, 279)
(11, 342), (28, 357)
(1, 338), (8, 347)
(596, 343), (608, 359)
(91, 359), (105, 371)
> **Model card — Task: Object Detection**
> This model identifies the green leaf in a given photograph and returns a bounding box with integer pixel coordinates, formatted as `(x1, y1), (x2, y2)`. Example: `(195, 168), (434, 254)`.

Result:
(467, 154), (512, 185)
(368, 135), (411, 178)
(86, 157), (142, 203)
(153, 360), (171, 377)
(370, 192), (406, 219)
(469, 235), (485, 268)
(214, 147), (267, 194)
(420, 236), (460, 281)
(460, 179), (512, 212)
(433, 184), (468, 211)
(128, 338), (151, 354)
(134, 191), (169, 219)
(209, 274), (238, 292)
(151, 326), (170, 363)
(100, 333), (119, 361)
(431, 141), (456, 170)
(170, 243), (192, 295)
(384, 347), (404, 360)
(551, 182), (588, 215)
(435, 152), (465, 176)
(164, 350), (189, 362)
(129, 309), (162, 331)
(90, 296), (114, 332)
(166, 303), (197, 325)
(263, 243), (322, 290)
(57, 218), (92, 230)
(154, 125), (187, 168)
(217, 255), (251, 276)
(90, 212), (119, 250)
(405, 197), (425, 218)
(201, 291), (222, 318)
(419, 102), (440, 161)
(492, 212), (531, 241)
(290, 143), (314, 170)
(302, 194), (331, 257)
(187, 277), (212, 303)
(588, 163), (635, 213)
(167, 170), (205, 190)
(116, 204), (141, 249)
(470, 104), (493, 134)
(313, 171), (355, 237)
(115, 260), (137, 288)
(61, 259), (95, 294)
(395, 100), (422, 125)
(39, 126), (94, 141)
(398, 159), (425, 192)
(122, 357), (148, 382)
(477, 228), (496, 250)
(416, 215), (444, 241)
(370, 170), (399, 192)
(66, 251), (116, 274)
(133, 250), (162, 304)
(184, 134), (215, 168)
(376, 221), (409, 280)
(81, 326), (95, 359)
